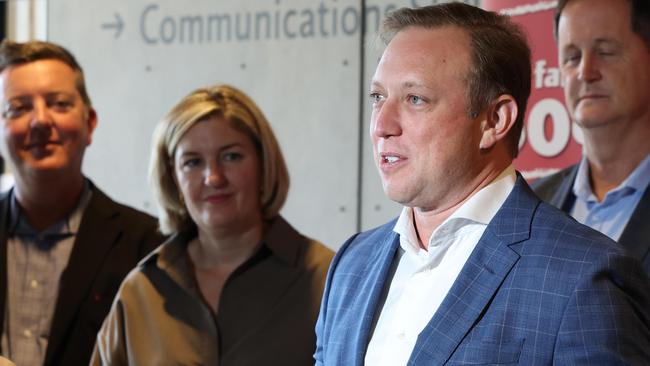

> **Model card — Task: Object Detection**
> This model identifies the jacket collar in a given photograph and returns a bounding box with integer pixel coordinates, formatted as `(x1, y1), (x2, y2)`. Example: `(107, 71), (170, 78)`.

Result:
(408, 174), (537, 364)
(44, 181), (124, 366)
(146, 215), (305, 297)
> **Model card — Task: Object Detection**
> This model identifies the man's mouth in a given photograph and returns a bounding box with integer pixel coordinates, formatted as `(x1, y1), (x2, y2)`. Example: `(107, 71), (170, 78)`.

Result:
(578, 92), (607, 102)
(27, 141), (57, 149)
(380, 153), (405, 164)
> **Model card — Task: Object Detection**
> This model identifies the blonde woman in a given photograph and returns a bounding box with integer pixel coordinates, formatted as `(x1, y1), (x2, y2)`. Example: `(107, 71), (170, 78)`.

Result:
(91, 85), (333, 365)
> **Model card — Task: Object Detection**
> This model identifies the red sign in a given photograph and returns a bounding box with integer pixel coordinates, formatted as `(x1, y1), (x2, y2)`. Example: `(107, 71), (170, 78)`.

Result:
(483, 0), (582, 181)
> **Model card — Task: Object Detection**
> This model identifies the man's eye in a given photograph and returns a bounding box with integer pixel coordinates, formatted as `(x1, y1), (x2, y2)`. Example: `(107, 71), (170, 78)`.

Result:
(562, 53), (580, 66)
(408, 95), (424, 105)
(2, 103), (32, 118)
(369, 92), (384, 104)
(49, 99), (74, 111)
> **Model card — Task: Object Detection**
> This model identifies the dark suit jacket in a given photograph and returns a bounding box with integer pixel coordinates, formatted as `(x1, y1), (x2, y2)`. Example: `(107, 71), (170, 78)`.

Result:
(532, 164), (650, 272)
(0, 181), (164, 366)
(315, 177), (650, 365)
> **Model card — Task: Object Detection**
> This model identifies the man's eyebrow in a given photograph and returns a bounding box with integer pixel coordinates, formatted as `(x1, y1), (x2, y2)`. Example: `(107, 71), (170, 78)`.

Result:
(593, 38), (622, 47)
(5, 95), (31, 103)
(401, 81), (427, 89)
(370, 80), (433, 90)
(370, 80), (383, 89)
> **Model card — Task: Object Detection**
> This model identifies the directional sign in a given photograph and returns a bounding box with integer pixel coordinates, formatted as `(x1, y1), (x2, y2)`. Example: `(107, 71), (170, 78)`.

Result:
(101, 13), (124, 38)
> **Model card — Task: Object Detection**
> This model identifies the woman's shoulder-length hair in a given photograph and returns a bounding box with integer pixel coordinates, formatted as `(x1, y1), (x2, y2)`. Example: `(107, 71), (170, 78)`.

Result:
(149, 84), (289, 234)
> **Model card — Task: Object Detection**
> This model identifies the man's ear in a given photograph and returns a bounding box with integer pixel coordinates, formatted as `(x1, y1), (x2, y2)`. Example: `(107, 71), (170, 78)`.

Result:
(479, 95), (518, 150)
(85, 108), (98, 146)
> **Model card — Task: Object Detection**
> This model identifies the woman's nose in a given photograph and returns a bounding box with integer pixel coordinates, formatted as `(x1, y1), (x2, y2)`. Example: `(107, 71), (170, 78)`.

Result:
(204, 164), (226, 187)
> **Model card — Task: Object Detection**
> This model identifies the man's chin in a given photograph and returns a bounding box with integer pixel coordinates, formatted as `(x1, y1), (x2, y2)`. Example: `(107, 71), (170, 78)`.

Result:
(572, 106), (618, 129)
(21, 158), (70, 173)
(573, 116), (616, 130)
(383, 186), (412, 206)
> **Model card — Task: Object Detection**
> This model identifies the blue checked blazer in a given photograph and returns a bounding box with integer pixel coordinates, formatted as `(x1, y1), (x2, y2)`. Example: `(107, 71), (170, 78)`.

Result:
(315, 176), (650, 365)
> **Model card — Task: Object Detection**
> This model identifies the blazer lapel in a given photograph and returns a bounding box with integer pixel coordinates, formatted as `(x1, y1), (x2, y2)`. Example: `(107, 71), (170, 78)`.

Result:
(44, 187), (121, 365)
(326, 223), (400, 365)
(408, 177), (537, 365)
(619, 184), (650, 262)
(352, 230), (401, 364)
(552, 165), (578, 212)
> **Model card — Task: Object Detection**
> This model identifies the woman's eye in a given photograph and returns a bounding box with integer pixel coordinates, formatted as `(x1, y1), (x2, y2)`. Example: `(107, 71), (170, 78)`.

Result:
(182, 158), (201, 168)
(222, 152), (243, 162)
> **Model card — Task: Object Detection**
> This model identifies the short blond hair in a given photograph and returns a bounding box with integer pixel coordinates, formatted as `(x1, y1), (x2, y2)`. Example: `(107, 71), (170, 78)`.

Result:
(149, 84), (289, 234)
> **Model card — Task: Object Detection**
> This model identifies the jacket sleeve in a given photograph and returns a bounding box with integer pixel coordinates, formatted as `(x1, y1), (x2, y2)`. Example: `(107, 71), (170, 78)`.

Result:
(90, 292), (129, 365)
(314, 231), (361, 366)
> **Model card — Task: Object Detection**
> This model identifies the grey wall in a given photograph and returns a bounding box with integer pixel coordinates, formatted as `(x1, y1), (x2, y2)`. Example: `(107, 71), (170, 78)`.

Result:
(47, 0), (478, 250)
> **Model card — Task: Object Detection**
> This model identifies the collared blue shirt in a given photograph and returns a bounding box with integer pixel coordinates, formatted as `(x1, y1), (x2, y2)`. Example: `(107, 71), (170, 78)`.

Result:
(570, 153), (650, 241)
(1, 182), (92, 366)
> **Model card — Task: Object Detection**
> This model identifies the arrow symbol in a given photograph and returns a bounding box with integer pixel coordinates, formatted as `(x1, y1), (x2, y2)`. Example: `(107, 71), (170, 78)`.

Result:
(101, 13), (124, 39)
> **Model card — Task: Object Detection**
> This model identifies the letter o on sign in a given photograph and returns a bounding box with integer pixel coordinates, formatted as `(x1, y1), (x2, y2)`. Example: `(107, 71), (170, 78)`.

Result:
(527, 98), (571, 158)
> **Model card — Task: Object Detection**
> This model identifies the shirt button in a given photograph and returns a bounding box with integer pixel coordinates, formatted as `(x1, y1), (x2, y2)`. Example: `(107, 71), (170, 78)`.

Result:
(30, 280), (38, 289)
(396, 332), (406, 340)
(23, 329), (32, 338)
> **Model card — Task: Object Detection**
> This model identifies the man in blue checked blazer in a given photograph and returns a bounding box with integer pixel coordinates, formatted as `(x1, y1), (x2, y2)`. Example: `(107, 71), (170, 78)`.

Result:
(315, 3), (650, 365)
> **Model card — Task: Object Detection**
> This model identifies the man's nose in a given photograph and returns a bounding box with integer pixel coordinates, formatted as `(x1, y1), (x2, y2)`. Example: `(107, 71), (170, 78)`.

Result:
(371, 98), (402, 139)
(30, 100), (54, 127)
(577, 54), (602, 82)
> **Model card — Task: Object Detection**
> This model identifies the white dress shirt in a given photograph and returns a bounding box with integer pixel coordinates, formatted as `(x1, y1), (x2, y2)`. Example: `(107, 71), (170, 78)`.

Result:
(364, 166), (516, 366)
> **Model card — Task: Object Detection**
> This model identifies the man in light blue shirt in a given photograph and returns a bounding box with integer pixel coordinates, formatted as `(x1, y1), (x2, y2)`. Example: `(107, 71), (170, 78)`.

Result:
(533, 0), (650, 272)
(570, 155), (650, 241)
(0, 40), (163, 366)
